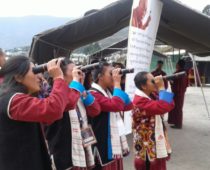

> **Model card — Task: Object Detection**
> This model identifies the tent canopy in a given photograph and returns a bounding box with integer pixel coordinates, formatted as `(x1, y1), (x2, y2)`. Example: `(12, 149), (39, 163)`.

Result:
(88, 38), (168, 60)
(159, 0), (210, 57)
(29, 0), (210, 64)
(29, 0), (132, 64)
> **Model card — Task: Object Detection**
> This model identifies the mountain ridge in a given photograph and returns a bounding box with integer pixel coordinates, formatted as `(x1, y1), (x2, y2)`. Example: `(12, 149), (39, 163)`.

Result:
(0, 16), (72, 49)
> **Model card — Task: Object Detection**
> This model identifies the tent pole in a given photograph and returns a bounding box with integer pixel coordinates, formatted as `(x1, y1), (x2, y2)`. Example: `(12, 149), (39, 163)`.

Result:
(169, 56), (174, 73)
(165, 57), (169, 74)
(88, 55), (91, 64)
(191, 55), (198, 87)
(189, 53), (210, 118)
(166, 56), (172, 74)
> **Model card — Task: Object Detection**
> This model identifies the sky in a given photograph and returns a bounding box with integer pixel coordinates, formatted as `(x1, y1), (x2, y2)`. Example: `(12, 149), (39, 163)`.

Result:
(0, 0), (209, 18)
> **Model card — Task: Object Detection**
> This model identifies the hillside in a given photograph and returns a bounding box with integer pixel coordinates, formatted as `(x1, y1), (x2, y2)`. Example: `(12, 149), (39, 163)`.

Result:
(0, 16), (71, 49)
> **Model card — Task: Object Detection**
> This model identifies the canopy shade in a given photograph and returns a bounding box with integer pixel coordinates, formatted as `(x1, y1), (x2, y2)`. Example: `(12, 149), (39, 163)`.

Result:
(159, 0), (210, 57)
(88, 38), (168, 60)
(89, 0), (210, 59)
(29, 0), (210, 64)
(29, 0), (133, 64)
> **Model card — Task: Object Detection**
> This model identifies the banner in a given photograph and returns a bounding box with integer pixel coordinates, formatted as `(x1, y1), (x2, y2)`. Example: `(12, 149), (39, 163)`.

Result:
(124, 0), (163, 135)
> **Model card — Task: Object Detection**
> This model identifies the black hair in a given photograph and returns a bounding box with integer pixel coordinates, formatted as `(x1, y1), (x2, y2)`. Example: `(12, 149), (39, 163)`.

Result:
(46, 57), (73, 87)
(90, 58), (107, 64)
(177, 59), (185, 69)
(92, 62), (110, 83)
(112, 62), (125, 69)
(60, 57), (73, 76)
(0, 55), (31, 96)
(84, 71), (92, 90)
(157, 60), (164, 65)
(134, 71), (149, 90)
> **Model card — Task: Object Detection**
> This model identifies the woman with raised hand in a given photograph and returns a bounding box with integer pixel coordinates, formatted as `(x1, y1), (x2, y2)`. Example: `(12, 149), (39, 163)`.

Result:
(0, 56), (81, 170)
(89, 62), (133, 170)
(132, 72), (174, 170)
(44, 58), (100, 170)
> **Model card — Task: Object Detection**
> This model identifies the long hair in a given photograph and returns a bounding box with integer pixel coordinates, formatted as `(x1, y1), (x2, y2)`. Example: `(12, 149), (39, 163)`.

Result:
(84, 71), (92, 90)
(0, 55), (31, 96)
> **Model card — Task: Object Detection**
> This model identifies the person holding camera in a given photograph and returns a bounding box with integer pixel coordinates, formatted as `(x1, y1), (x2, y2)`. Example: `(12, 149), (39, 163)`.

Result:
(44, 58), (101, 170)
(132, 71), (174, 170)
(89, 62), (133, 170)
(0, 56), (82, 170)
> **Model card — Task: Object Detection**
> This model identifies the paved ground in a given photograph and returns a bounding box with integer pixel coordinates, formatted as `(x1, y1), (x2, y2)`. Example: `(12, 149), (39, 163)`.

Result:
(123, 87), (210, 170)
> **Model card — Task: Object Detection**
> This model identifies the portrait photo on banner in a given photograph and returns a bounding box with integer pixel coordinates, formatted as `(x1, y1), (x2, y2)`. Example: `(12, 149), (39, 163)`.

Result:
(132, 0), (152, 30)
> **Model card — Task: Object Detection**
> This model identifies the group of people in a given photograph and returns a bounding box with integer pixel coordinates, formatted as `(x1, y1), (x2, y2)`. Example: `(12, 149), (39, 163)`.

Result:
(0, 49), (188, 170)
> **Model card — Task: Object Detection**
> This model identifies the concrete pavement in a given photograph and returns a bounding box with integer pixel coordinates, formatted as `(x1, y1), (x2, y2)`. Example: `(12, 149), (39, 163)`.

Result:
(123, 87), (210, 170)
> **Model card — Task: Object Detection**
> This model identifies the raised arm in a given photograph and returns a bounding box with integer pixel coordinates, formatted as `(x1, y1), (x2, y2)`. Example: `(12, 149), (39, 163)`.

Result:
(82, 91), (101, 117)
(91, 88), (130, 113)
(133, 90), (174, 116)
(9, 79), (70, 124)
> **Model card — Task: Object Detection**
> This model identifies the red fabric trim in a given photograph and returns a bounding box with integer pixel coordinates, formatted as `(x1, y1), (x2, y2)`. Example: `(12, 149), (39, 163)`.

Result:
(85, 99), (101, 117)
(90, 91), (129, 113)
(10, 79), (78, 124)
(133, 95), (174, 116)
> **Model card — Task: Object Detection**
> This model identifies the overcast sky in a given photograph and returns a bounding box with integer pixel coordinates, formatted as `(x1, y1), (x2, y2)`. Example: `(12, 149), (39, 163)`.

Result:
(0, 0), (209, 17)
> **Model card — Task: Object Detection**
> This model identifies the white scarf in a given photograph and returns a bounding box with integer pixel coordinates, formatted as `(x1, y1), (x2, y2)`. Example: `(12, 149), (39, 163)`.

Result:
(135, 89), (171, 158)
(69, 99), (95, 168)
(91, 83), (129, 159)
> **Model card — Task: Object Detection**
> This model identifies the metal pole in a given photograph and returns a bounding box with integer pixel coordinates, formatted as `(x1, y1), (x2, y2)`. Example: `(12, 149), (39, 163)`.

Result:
(167, 56), (172, 74)
(169, 56), (174, 73)
(191, 55), (198, 87)
(189, 53), (210, 118)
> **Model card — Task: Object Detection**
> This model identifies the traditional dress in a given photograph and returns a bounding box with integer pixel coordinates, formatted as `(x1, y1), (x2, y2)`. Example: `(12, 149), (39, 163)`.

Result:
(89, 83), (133, 170)
(132, 89), (174, 170)
(151, 69), (168, 89)
(45, 81), (101, 170)
(168, 70), (188, 128)
(0, 78), (80, 170)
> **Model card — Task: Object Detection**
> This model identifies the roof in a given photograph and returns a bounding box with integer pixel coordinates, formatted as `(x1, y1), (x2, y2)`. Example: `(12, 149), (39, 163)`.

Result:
(29, 0), (132, 64)
(159, 0), (210, 56)
(29, 0), (210, 63)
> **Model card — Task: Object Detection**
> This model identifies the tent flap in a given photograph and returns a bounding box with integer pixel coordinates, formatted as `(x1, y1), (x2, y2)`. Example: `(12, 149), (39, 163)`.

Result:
(29, 0), (210, 64)
(29, 0), (133, 64)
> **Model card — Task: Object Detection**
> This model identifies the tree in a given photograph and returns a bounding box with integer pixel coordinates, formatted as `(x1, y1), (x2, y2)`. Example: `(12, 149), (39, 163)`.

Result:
(74, 42), (101, 55)
(83, 42), (101, 55)
(203, 5), (210, 16)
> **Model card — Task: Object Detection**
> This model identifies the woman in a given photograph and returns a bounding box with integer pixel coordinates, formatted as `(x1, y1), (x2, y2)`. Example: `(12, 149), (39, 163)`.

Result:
(0, 56), (81, 170)
(132, 71), (174, 170)
(44, 59), (101, 170)
(90, 62), (133, 170)
(168, 60), (188, 129)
